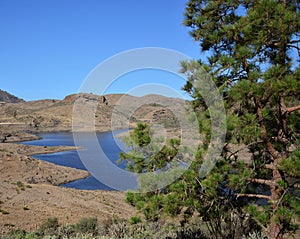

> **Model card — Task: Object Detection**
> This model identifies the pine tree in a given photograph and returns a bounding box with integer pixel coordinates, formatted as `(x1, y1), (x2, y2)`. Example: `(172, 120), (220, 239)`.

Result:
(122, 1), (299, 238)
(182, 1), (300, 238)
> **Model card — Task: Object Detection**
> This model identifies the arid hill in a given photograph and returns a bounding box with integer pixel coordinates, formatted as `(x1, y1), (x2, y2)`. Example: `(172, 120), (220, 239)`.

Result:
(0, 93), (188, 139)
(0, 89), (24, 103)
(0, 92), (191, 234)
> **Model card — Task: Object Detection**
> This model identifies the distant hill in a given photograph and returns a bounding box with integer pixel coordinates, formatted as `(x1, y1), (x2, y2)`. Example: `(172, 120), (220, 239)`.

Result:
(0, 89), (24, 103)
(0, 93), (187, 133)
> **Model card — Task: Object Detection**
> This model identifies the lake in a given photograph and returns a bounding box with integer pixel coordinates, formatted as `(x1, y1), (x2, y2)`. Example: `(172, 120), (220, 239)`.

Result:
(21, 130), (131, 190)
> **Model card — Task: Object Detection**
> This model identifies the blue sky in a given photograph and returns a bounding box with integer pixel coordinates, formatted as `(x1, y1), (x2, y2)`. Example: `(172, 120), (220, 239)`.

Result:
(0, 0), (203, 101)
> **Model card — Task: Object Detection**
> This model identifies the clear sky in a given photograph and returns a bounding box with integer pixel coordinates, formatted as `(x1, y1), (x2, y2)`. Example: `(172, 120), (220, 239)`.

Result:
(0, 0), (203, 101)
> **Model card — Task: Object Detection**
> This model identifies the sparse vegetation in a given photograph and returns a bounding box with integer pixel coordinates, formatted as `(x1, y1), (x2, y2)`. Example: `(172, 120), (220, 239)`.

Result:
(4, 223), (15, 227)
(4, 215), (272, 239)
(73, 217), (98, 234)
(3, 217), (206, 239)
(16, 181), (26, 191)
(0, 208), (10, 215)
(37, 217), (59, 236)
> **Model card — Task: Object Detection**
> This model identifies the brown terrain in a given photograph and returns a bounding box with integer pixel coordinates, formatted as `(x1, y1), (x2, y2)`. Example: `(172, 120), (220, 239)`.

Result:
(0, 93), (186, 133)
(0, 143), (133, 233)
(0, 91), (188, 233)
(2, 90), (292, 236)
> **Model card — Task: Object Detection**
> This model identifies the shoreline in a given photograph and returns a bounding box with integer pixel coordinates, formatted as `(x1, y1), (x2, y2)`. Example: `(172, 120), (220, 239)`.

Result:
(4, 127), (129, 185)
(0, 142), (90, 185)
(0, 129), (134, 234)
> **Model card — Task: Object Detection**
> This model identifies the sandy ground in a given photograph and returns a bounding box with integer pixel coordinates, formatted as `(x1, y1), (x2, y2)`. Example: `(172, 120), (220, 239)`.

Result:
(0, 141), (134, 234)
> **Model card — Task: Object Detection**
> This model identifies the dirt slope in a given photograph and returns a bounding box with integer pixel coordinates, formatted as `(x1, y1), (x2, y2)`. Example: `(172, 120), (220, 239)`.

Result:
(0, 143), (134, 234)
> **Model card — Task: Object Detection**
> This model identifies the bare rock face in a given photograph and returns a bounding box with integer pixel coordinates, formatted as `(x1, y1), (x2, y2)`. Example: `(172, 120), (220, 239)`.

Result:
(0, 89), (24, 103)
(100, 95), (108, 105)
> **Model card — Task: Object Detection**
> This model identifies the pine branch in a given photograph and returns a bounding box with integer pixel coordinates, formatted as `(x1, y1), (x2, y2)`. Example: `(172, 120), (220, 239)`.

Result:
(289, 40), (300, 44)
(287, 104), (300, 113)
(237, 193), (271, 200)
(247, 178), (275, 187)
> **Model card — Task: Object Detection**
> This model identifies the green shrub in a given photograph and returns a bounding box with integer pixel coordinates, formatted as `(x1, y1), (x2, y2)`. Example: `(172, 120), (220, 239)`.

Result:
(7, 229), (27, 239)
(16, 181), (23, 187)
(73, 217), (98, 234)
(129, 216), (142, 225)
(25, 232), (39, 239)
(4, 216), (211, 239)
(37, 217), (59, 236)
(16, 181), (25, 190)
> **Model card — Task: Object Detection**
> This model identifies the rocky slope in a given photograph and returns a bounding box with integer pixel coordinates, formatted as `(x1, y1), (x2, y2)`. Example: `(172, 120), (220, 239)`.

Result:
(0, 93), (187, 134)
(0, 89), (24, 103)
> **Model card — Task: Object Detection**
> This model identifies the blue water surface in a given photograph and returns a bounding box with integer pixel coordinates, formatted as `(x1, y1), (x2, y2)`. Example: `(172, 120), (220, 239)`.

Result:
(21, 130), (129, 190)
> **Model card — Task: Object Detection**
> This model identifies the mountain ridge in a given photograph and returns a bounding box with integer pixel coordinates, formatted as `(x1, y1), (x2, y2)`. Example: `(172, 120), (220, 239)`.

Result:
(0, 89), (25, 103)
(0, 92), (186, 136)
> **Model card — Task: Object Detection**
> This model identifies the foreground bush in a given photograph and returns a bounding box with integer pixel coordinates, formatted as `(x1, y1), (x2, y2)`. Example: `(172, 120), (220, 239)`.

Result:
(4, 216), (270, 239)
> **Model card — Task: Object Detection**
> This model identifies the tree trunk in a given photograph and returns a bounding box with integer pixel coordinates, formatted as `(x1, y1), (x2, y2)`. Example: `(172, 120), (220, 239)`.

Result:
(268, 217), (283, 239)
(255, 98), (285, 239)
(268, 167), (284, 239)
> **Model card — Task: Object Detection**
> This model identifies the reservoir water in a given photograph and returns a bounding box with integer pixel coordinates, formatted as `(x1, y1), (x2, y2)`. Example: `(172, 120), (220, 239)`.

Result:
(21, 130), (129, 190)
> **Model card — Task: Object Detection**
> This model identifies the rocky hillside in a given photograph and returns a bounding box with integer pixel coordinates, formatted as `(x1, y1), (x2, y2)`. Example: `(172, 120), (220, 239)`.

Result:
(0, 93), (188, 134)
(0, 89), (24, 103)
